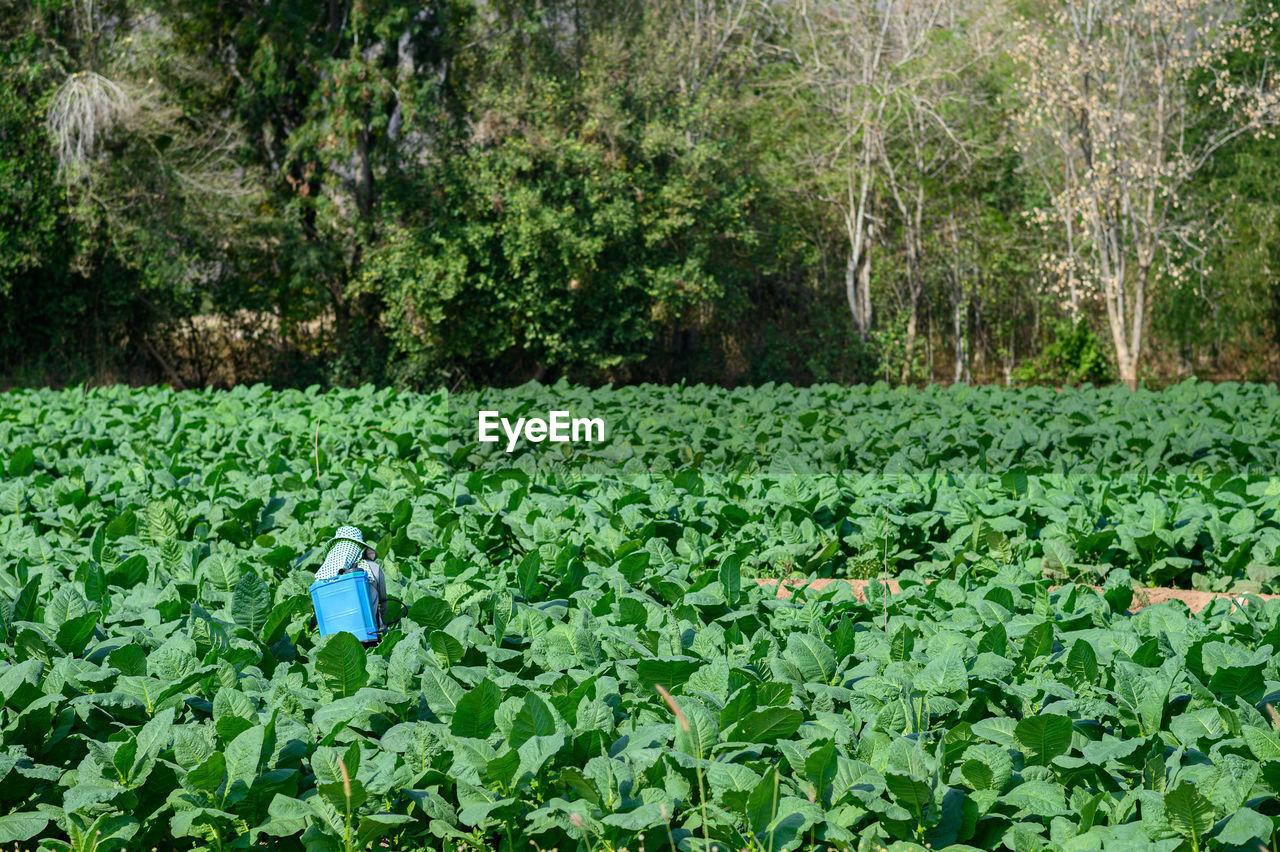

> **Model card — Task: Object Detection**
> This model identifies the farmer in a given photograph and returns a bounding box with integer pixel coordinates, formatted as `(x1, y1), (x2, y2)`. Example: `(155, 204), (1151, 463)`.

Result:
(315, 525), (388, 631)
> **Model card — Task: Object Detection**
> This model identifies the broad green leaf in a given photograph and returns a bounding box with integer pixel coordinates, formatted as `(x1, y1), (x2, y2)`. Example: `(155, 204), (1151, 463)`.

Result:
(784, 633), (837, 684)
(978, 622), (1007, 656)
(671, 696), (718, 758)
(745, 770), (779, 835)
(709, 762), (762, 802)
(1021, 621), (1054, 664)
(84, 562), (108, 607)
(884, 771), (931, 818)
(916, 649), (967, 695)
(492, 591), (514, 643)
(961, 759), (994, 791)
(1065, 640), (1098, 684)
(516, 551), (541, 600)
(316, 632), (369, 698)
(429, 630), (465, 667)
(1015, 715), (1073, 765)
(970, 717), (1019, 748)
(635, 657), (703, 691)
(1241, 723), (1280, 760)
(732, 707), (804, 744)
(485, 750), (519, 788)
(407, 596), (452, 632)
(1004, 779), (1069, 818)
(890, 626), (915, 663)
(11, 577), (39, 624)
(0, 812), (48, 843)
(45, 586), (91, 629)
(451, 679), (501, 739)
(186, 752), (226, 793)
(224, 725), (264, 795)
(1163, 781), (1215, 848)
(55, 610), (98, 655)
(719, 555), (742, 603)
(137, 707), (176, 757)
(510, 694), (557, 748)
(1215, 807), (1272, 847)
(421, 666), (464, 718)
(804, 740), (838, 799)
(231, 571), (272, 633)
(9, 446), (34, 477)
(356, 813), (414, 848)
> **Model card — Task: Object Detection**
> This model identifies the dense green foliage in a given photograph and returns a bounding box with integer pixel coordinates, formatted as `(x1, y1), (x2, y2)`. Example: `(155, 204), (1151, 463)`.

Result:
(2, 383), (1280, 849)
(1012, 323), (1115, 388)
(3, 0), (1278, 389)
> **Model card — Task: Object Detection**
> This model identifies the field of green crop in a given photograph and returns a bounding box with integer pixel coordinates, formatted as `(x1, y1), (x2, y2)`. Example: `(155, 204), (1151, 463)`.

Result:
(1, 382), (1279, 851)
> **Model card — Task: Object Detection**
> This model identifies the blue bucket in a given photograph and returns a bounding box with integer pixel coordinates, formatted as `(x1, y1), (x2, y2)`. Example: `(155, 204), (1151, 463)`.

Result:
(310, 570), (379, 641)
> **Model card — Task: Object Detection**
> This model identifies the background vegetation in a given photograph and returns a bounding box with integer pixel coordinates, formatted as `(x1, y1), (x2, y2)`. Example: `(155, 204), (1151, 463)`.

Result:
(2, 0), (1279, 390)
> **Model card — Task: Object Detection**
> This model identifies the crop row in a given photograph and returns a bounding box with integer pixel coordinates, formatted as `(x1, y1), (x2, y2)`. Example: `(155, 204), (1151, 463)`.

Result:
(7, 380), (1280, 475)
(1, 383), (1279, 850)
(3, 534), (1279, 850)
(2, 385), (1278, 591)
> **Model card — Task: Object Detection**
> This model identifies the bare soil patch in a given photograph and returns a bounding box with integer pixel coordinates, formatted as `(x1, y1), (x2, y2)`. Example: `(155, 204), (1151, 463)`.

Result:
(755, 577), (1279, 614)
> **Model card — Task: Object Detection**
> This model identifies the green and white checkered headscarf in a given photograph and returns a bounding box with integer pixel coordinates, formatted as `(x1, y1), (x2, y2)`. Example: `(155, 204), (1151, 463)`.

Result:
(315, 525), (366, 581)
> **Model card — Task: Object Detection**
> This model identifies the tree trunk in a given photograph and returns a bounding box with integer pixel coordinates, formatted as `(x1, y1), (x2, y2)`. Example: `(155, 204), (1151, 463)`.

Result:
(925, 309), (934, 382)
(902, 304), (918, 384)
(899, 237), (920, 383)
(858, 239), (872, 337)
(1117, 354), (1138, 391)
(845, 240), (872, 341)
(948, 213), (967, 384)
(355, 126), (373, 219)
(845, 250), (862, 337)
(844, 167), (874, 341)
(898, 186), (924, 384)
(1101, 266), (1145, 391)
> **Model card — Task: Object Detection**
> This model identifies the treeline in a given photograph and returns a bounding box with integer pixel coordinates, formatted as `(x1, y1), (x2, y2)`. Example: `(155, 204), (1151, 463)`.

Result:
(2, 0), (1279, 390)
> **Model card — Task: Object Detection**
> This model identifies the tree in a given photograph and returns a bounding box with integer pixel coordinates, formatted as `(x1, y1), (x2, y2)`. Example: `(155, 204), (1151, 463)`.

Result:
(163, 0), (459, 377)
(0, 0), (261, 384)
(779, 0), (981, 343)
(875, 2), (1001, 381)
(1013, 0), (1280, 389)
(352, 0), (774, 386)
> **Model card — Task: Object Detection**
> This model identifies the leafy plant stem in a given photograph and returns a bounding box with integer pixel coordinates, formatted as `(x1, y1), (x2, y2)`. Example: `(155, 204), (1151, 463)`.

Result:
(339, 756), (353, 852)
(769, 767), (780, 852)
(696, 744), (711, 851)
(882, 512), (890, 634)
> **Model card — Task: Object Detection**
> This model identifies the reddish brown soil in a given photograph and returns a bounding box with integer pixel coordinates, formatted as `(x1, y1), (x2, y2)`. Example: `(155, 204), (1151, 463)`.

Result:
(755, 577), (1279, 614)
